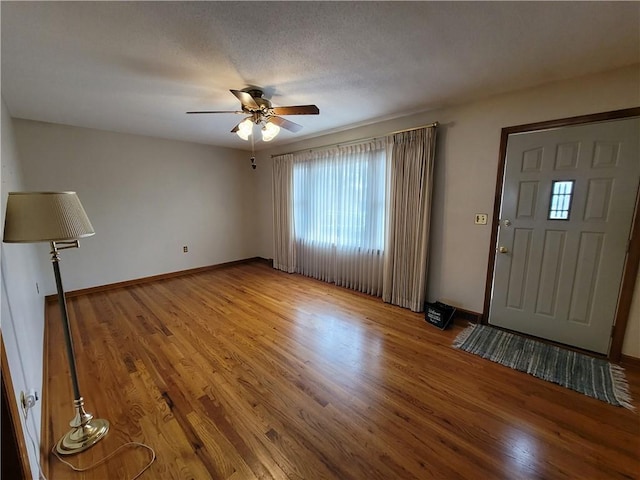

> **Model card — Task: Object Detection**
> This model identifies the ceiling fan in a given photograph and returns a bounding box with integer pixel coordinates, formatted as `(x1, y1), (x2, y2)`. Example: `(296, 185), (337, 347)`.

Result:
(187, 88), (319, 142)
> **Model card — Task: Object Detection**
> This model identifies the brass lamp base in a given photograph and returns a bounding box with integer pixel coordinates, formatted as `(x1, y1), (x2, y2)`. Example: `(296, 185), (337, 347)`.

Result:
(56, 418), (109, 455)
(55, 397), (109, 455)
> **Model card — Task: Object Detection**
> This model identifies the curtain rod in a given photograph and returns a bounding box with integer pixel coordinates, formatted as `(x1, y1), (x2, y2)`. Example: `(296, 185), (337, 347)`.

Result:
(271, 121), (439, 158)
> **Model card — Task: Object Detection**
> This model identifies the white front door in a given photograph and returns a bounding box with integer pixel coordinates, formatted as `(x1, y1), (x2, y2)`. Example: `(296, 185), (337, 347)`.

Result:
(489, 117), (640, 354)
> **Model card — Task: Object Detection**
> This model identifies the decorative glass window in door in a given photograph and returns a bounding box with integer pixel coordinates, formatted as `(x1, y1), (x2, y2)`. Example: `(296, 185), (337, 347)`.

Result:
(548, 180), (574, 220)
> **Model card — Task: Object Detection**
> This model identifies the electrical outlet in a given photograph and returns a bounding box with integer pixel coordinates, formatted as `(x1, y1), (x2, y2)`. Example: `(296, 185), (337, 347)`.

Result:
(474, 213), (488, 225)
(20, 389), (38, 410)
(183, 246), (188, 253)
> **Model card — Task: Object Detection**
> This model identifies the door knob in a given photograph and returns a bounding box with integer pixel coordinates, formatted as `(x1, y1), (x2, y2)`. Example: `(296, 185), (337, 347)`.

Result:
(498, 246), (508, 254)
(503, 219), (512, 227)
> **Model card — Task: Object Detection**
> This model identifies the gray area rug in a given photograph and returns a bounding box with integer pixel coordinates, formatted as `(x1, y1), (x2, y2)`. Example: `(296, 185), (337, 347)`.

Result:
(453, 324), (634, 410)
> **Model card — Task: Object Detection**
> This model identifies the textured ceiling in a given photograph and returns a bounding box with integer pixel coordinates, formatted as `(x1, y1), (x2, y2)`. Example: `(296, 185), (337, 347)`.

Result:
(2, 2), (639, 150)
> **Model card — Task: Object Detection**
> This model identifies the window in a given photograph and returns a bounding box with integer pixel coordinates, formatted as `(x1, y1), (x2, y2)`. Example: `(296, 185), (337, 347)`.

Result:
(548, 180), (574, 220)
(292, 143), (386, 251)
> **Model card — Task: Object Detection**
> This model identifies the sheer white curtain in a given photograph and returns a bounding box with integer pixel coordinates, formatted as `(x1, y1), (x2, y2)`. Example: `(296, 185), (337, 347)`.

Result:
(277, 140), (386, 295)
(383, 126), (437, 311)
(272, 154), (296, 272)
(272, 127), (436, 310)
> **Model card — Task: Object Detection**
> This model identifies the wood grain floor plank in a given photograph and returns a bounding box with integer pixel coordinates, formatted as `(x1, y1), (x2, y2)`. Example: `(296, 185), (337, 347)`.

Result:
(42, 262), (640, 479)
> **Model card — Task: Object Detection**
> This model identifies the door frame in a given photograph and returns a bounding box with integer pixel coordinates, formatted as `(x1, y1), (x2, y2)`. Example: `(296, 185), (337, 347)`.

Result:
(482, 107), (640, 362)
(1, 333), (33, 479)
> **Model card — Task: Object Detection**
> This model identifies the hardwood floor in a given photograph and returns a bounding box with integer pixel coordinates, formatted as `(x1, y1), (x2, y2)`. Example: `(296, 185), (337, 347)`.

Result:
(42, 261), (640, 479)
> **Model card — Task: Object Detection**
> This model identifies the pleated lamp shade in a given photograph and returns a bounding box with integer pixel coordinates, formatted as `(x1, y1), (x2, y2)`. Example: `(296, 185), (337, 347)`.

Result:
(3, 192), (95, 243)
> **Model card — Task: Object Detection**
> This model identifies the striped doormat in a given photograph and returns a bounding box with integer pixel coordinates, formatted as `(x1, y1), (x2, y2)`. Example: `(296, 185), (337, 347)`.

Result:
(453, 324), (634, 409)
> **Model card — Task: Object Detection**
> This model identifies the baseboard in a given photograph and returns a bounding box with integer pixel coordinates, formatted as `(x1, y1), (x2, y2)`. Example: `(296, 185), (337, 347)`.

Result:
(45, 257), (270, 302)
(254, 257), (274, 267)
(620, 354), (640, 369)
(453, 308), (482, 324)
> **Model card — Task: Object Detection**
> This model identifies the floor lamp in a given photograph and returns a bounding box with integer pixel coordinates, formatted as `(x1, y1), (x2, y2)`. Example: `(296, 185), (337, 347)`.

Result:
(3, 191), (109, 455)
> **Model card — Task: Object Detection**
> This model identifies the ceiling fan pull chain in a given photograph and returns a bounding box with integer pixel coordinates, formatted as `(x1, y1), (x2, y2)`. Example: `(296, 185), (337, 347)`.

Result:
(250, 133), (256, 169)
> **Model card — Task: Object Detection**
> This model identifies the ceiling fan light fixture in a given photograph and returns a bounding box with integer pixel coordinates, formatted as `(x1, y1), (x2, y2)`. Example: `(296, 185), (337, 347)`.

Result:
(237, 117), (254, 140)
(189, 88), (318, 140)
(261, 121), (280, 142)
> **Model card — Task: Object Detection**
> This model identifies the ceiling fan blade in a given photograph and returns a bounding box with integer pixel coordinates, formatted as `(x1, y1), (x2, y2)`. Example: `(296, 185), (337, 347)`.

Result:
(186, 110), (243, 114)
(230, 89), (259, 109)
(230, 121), (241, 133)
(269, 116), (303, 133)
(271, 105), (319, 116)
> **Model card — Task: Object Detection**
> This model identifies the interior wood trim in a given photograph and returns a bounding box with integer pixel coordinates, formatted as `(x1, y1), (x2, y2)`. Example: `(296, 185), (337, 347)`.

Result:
(500, 107), (640, 137)
(621, 354), (640, 369)
(453, 308), (482, 324)
(483, 107), (640, 361)
(482, 127), (510, 324)
(254, 257), (274, 267)
(45, 257), (269, 302)
(1, 333), (33, 480)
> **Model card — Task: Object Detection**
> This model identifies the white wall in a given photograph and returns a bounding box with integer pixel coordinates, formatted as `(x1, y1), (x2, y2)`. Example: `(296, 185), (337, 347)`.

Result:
(1, 97), (46, 479)
(622, 269), (640, 358)
(255, 65), (640, 358)
(13, 121), (257, 294)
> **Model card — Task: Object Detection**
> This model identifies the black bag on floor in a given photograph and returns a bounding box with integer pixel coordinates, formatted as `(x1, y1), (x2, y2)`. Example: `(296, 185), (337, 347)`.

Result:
(425, 301), (456, 330)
